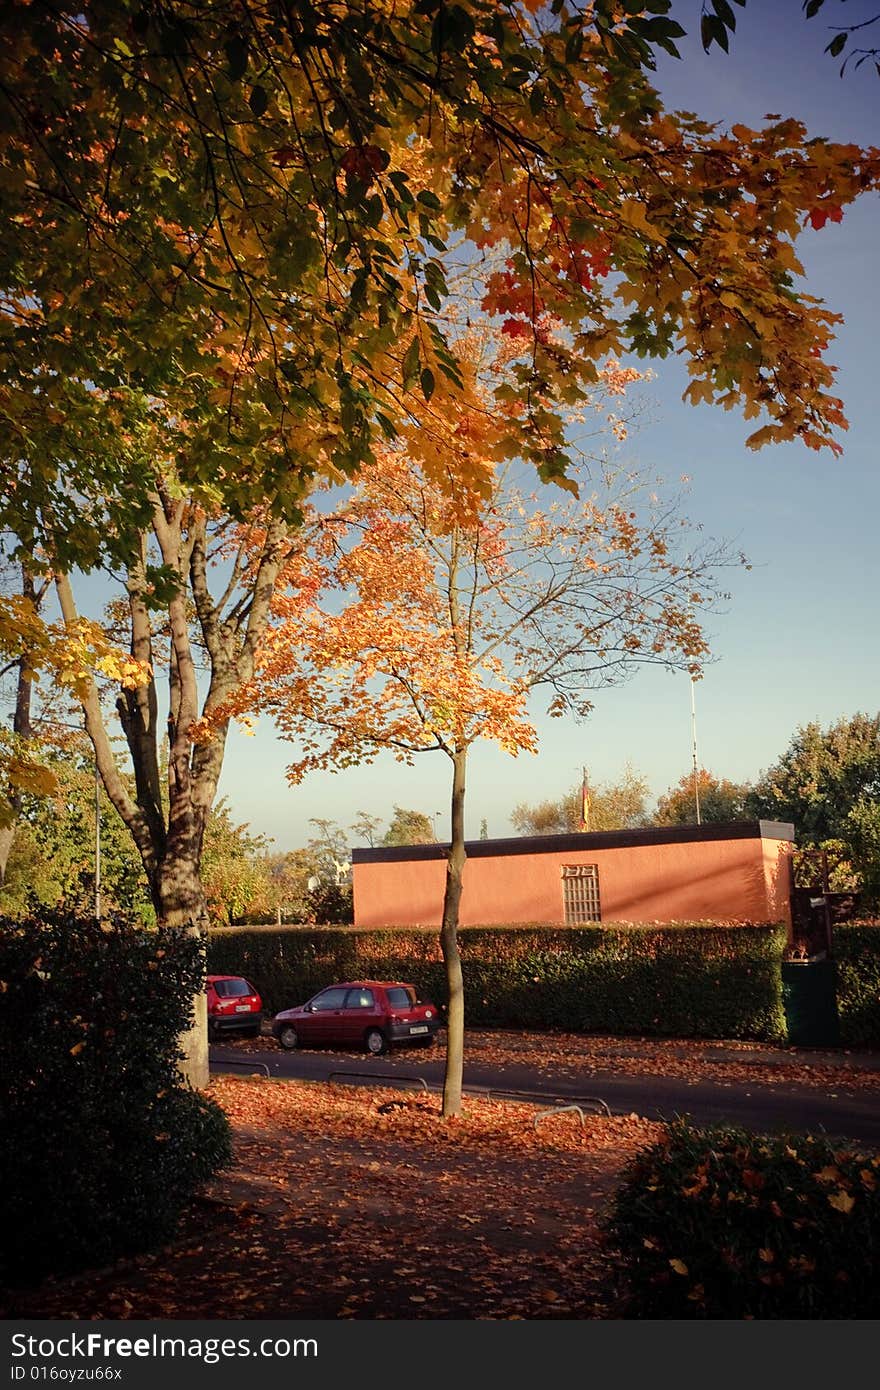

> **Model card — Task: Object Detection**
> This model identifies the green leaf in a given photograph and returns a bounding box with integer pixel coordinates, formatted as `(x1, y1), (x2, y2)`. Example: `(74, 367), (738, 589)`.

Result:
(224, 36), (249, 81)
(420, 367), (435, 402)
(711, 0), (737, 31)
(803, 0), (824, 17)
(249, 85), (268, 117)
(402, 335), (420, 388)
(826, 32), (846, 58)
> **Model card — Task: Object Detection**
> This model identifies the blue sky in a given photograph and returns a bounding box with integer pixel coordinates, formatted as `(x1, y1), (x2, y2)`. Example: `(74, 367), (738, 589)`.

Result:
(218, 4), (880, 850)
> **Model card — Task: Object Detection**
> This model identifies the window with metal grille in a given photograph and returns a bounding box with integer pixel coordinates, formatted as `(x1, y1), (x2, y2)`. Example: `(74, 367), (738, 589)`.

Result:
(561, 864), (601, 924)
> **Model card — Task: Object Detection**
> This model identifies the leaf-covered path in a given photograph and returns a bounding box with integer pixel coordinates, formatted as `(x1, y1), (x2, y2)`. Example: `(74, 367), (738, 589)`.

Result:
(2, 1078), (662, 1320)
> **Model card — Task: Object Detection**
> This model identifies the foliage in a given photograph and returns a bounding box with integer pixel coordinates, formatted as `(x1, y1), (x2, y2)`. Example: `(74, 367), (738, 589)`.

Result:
(200, 797), (272, 924)
(0, 912), (232, 1284)
(208, 922), (787, 1040)
(835, 924), (880, 1046)
(748, 713), (880, 901)
(653, 767), (752, 826)
(610, 1119), (880, 1318)
(512, 764), (650, 835)
(704, 1), (880, 79)
(0, 752), (154, 922)
(3, 0), (874, 564)
(383, 806), (436, 845)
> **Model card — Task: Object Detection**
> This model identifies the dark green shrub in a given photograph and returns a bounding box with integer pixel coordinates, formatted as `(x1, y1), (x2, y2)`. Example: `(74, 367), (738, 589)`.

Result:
(835, 924), (880, 1046)
(609, 1120), (880, 1318)
(208, 922), (786, 1039)
(0, 912), (232, 1284)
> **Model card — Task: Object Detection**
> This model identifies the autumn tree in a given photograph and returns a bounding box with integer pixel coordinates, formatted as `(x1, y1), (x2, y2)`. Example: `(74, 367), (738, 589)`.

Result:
(243, 437), (732, 1116)
(653, 767), (752, 825)
(2, 0), (877, 573)
(3, 0), (878, 1092)
(383, 808), (437, 846)
(511, 764), (650, 836)
(200, 799), (272, 925)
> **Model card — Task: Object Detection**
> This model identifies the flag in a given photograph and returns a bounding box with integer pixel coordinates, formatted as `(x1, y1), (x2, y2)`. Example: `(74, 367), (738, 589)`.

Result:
(579, 770), (590, 831)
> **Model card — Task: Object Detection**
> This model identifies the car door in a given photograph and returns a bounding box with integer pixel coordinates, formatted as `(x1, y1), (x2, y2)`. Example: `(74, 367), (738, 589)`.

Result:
(303, 986), (349, 1044)
(339, 986), (378, 1045)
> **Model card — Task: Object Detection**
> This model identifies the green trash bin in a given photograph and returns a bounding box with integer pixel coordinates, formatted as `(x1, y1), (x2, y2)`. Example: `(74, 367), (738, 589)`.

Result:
(781, 960), (840, 1047)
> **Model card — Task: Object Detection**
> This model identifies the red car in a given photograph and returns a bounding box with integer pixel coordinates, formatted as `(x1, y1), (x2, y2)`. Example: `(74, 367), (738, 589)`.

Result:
(206, 974), (263, 1039)
(271, 980), (441, 1055)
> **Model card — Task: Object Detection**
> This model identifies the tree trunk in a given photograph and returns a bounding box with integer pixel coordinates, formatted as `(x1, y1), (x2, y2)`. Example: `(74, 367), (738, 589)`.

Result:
(440, 747), (468, 1118)
(154, 854), (211, 1091)
(0, 565), (37, 884)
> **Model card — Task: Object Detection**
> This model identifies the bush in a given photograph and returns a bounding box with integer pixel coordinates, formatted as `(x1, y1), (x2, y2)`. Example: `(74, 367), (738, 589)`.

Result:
(609, 1120), (880, 1318)
(0, 911), (232, 1284)
(835, 924), (880, 1046)
(208, 922), (787, 1040)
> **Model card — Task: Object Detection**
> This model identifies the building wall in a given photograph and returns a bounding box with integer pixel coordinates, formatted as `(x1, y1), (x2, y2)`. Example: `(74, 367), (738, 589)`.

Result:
(353, 828), (794, 929)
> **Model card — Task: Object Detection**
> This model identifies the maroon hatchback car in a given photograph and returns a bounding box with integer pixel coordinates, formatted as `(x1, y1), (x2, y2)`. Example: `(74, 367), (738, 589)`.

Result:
(206, 974), (263, 1039)
(271, 980), (441, 1055)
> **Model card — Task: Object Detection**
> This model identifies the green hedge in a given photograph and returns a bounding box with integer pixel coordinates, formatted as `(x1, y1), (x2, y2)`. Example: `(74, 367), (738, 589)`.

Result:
(835, 924), (880, 1046)
(0, 912), (232, 1284)
(208, 922), (788, 1041)
(610, 1120), (880, 1318)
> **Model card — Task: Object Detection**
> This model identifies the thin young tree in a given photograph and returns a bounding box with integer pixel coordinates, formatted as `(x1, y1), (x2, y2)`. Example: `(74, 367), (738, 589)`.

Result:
(236, 430), (735, 1116)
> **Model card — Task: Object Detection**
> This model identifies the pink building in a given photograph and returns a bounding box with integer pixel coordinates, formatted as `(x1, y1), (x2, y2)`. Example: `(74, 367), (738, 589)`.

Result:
(352, 821), (794, 929)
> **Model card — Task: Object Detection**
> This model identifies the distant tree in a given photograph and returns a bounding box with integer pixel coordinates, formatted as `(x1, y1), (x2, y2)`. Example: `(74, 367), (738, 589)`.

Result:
(350, 812), (384, 848)
(0, 750), (153, 922)
(200, 799), (272, 925)
(511, 765), (650, 836)
(747, 714), (880, 901)
(383, 808), (436, 847)
(654, 769), (752, 826)
(306, 819), (351, 885)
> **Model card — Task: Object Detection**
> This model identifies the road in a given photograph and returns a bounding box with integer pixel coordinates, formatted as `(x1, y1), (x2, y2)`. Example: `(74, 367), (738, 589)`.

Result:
(210, 1042), (880, 1145)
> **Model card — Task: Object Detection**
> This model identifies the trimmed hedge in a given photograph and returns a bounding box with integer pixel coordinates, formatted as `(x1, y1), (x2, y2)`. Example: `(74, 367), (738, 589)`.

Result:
(835, 924), (880, 1046)
(610, 1120), (880, 1318)
(208, 922), (788, 1040)
(0, 912), (232, 1284)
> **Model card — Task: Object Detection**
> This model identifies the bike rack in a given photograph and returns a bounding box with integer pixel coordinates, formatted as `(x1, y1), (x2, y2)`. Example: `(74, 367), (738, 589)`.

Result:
(210, 1057), (271, 1080)
(328, 1069), (429, 1093)
(484, 1087), (611, 1117)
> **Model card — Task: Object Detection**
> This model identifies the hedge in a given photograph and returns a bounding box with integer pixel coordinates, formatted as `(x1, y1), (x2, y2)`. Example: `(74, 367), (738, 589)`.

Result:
(208, 922), (788, 1041)
(0, 912), (232, 1284)
(610, 1120), (880, 1318)
(835, 924), (880, 1046)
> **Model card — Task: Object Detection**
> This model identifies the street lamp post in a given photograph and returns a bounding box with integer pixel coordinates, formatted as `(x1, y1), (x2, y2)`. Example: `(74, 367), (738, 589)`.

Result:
(690, 678), (701, 827)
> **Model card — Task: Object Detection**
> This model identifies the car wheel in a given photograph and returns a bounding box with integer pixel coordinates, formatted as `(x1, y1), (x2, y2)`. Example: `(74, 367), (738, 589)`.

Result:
(364, 1028), (388, 1056)
(278, 1025), (300, 1051)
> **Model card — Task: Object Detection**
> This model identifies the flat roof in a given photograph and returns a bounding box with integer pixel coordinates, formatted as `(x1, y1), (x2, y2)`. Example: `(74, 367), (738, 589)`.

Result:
(351, 819), (795, 863)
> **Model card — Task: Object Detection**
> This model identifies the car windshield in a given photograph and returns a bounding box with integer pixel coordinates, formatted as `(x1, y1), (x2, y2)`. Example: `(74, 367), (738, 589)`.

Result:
(213, 979), (251, 998)
(385, 986), (416, 1009)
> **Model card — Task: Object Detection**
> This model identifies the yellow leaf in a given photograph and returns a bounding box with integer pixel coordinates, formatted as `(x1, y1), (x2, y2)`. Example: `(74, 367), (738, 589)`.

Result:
(827, 1189), (855, 1215)
(69, 1041), (85, 1057)
(669, 1258), (689, 1276)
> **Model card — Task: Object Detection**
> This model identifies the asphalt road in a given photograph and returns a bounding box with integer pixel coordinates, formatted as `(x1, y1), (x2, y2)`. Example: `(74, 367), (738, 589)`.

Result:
(210, 1042), (880, 1145)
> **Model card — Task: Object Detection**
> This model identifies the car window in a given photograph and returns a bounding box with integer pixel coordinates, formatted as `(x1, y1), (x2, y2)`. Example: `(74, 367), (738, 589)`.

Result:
(385, 986), (415, 1009)
(213, 978), (252, 998)
(311, 987), (349, 1011)
(344, 988), (375, 1009)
